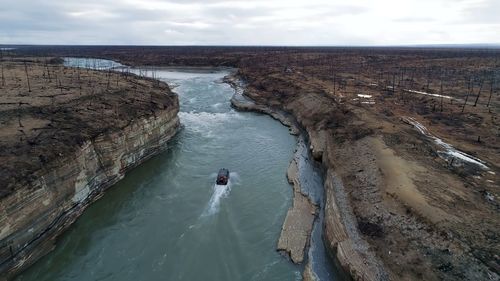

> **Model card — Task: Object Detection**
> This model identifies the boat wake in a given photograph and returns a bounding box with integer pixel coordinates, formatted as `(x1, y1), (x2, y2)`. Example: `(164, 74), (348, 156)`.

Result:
(201, 172), (240, 217)
(202, 183), (231, 217)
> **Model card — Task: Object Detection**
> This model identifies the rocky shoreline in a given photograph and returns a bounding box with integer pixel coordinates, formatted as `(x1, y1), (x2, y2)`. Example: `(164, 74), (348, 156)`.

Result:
(0, 60), (180, 280)
(229, 59), (499, 280)
(227, 75), (369, 280)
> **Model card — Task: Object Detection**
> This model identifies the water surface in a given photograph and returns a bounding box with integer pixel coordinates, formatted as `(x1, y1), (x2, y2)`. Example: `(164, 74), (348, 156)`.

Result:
(17, 64), (301, 281)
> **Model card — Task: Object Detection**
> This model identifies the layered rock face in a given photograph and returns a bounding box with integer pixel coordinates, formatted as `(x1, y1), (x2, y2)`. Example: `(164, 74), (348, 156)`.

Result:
(0, 111), (179, 278)
(233, 61), (499, 281)
(0, 59), (180, 279)
(231, 76), (386, 280)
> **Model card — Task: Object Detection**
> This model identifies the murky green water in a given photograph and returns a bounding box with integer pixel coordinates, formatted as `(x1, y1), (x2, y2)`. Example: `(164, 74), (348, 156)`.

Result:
(16, 65), (301, 281)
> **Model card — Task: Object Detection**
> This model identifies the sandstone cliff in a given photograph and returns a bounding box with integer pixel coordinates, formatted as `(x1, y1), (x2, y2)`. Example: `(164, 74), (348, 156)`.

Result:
(0, 59), (180, 279)
(230, 74), (387, 280)
(231, 61), (499, 281)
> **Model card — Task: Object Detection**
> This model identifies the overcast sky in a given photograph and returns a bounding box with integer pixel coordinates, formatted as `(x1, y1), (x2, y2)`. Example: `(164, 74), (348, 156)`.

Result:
(0, 0), (499, 45)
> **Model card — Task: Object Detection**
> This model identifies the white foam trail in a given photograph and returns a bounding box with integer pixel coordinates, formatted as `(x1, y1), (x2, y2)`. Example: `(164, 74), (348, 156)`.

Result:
(211, 102), (224, 109)
(179, 111), (245, 138)
(201, 172), (240, 217)
(202, 183), (231, 216)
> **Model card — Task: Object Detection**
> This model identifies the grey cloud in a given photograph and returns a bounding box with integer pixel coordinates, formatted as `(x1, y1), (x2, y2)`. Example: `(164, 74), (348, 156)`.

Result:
(461, 0), (500, 24)
(0, 0), (497, 45)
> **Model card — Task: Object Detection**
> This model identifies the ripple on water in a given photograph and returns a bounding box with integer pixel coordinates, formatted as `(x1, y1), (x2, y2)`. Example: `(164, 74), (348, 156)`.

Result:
(17, 63), (301, 281)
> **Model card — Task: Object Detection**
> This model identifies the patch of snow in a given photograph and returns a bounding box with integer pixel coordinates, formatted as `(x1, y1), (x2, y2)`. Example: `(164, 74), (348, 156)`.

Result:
(484, 191), (494, 202)
(357, 94), (372, 98)
(405, 89), (452, 99)
(403, 117), (489, 170)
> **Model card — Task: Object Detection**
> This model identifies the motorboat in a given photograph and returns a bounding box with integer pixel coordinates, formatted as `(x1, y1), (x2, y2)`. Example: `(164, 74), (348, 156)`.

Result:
(216, 168), (230, 185)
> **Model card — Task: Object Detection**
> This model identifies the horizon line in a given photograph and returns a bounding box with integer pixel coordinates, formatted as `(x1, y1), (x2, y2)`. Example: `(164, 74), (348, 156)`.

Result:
(2, 43), (500, 49)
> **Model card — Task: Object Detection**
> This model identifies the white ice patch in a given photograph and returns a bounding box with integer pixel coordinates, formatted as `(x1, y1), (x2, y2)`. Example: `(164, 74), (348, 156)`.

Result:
(357, 94), (372, 98)
(405, 89), (452, 99)
(403, 117), (489, 170)
(356, 94), (375, 104)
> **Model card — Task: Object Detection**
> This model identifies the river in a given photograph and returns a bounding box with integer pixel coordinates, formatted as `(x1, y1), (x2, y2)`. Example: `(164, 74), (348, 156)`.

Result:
(16, 61), (305, 280)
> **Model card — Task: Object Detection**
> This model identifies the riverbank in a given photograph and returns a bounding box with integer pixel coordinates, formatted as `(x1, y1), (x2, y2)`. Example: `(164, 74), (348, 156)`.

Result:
(233, 64), (499, 280)
(227, 75), (340, 281)
(0, 58), (180, 279)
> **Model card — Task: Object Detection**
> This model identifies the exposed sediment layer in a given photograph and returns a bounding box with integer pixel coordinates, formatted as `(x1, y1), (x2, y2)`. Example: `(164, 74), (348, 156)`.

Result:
(277, 157), (318, 264)
(232, 62), (499, 281)
(228, 76), (318, 265)
(229, 73), (389, 280)
(1, 112), (179, 279)
(0, 60), (180, 279)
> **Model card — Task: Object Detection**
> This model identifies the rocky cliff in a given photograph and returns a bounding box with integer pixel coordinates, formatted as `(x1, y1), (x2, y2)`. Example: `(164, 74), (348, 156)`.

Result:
(0, 59), (180, 279)
(229, 74), (386, 280)
(231, 61), (499, 281)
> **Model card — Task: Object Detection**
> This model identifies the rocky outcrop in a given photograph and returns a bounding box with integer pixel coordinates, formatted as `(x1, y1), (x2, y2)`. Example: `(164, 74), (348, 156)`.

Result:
(277, 157), (317, 264)
(232, 59), (500, 281)
(228, 76), (317, 264)
(0, 109), (179, 279)
(229, 72), (388, 281)
(0, 60), (180, 280)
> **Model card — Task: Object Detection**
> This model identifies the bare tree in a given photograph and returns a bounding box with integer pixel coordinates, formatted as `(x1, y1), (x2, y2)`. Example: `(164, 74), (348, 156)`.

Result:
(486, 75), (495, 108)
(18, 102), (24, 128)
(462, 77), (472, 113)
(24, 62), (31, 92)
(440, 76), (444, 112)
(473, 78), (484, 107)
(1, 61), (4, 87)
(0, 48), (4, 87)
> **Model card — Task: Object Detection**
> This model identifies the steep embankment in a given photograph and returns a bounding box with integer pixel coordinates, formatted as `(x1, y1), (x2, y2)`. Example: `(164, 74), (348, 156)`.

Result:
(232, 67), (499, 281)
(229, 73), (387, 280)
(0, 58), (180, 279)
